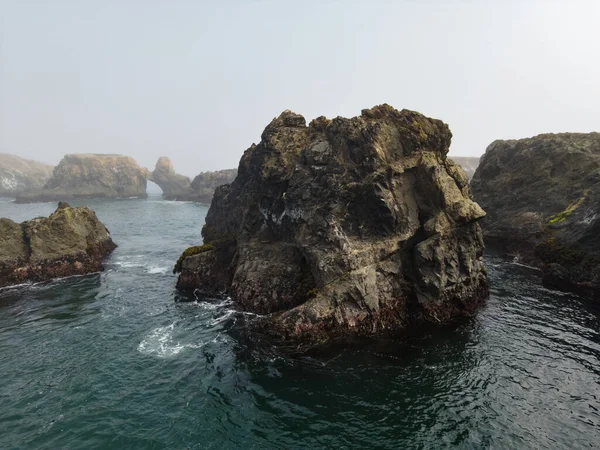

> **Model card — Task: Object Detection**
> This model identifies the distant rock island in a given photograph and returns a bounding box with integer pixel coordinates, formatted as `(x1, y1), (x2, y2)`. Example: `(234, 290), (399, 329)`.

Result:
(175, 104), (488, 350)
(0, 154), (54, 196)
(472, 132), (600, 301)
(148, 156), (193, 199)
(16, 154), (148, 203)
(0, 202), (117, 288)
(189, 169), (237, 203)
(449, 156), (480, 180)
(148, 157), (237, 202)
(14, 153), (236, 204)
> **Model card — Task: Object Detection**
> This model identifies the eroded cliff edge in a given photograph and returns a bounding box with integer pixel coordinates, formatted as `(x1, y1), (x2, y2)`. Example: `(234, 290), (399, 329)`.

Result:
(174, 104), (488, 350)
(471, 132), (600, 301)
(0, 202), (117, 288)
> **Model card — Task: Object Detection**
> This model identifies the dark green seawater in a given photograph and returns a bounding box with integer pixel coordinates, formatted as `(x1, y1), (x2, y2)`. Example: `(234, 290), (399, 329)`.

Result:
(1, 195), (599, 449)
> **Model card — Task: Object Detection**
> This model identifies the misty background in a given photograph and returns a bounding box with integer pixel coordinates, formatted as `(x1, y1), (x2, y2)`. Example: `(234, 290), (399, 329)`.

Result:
(1, 1), (599, 177)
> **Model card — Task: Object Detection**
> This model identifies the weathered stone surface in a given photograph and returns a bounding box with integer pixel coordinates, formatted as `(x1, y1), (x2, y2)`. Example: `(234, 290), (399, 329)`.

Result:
(471, 132), (600, 300)
(175, 104), (488, 350)
(15, 154), (148, 203)
(148, 157), (194, 199)
(449, 156), (480, 180)
(188, 169), (237, 203)
(0, 154), (54, 196)
(0, 203), (117, 288)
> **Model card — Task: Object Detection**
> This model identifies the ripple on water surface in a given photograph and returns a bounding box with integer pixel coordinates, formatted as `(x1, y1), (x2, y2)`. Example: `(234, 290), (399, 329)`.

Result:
(0, 197), (599, 449)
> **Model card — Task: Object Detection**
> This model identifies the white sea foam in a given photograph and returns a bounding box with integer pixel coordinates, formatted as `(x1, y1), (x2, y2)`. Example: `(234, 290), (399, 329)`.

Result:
(146, 266), (168, 274)
(115, 261), (145, 268)
(138, 323), (204, 358)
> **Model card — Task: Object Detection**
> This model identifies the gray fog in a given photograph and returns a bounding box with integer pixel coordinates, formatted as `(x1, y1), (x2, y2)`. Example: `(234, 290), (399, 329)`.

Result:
(1, 1), (599, 176)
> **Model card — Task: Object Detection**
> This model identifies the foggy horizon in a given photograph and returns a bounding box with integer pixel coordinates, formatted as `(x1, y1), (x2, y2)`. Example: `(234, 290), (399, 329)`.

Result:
(2, 1), (599, 177)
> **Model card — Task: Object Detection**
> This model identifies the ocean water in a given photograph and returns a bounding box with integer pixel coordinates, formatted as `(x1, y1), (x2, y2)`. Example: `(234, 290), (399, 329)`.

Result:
(0, 195), (599, 449)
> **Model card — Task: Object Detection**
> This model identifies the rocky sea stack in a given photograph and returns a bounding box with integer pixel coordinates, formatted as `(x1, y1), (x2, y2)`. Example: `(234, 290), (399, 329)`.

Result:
(472, 132), (600, 301)
(0, 202), (117, 288)
(189, 169), (237, 204)
(175, 104), (489, 350)
(16, 154), (148, 203)
(148, 157), (193, 199)
(0, 154), (54, 196)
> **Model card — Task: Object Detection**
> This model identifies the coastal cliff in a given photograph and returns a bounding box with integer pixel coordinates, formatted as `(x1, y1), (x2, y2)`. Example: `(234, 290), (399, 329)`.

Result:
(471, 133), (600, 300)
(0, 202), (117, 288)
(16, 154), (148, 203)
(0, 154), (54, 196)
(175, 104), (488, 350)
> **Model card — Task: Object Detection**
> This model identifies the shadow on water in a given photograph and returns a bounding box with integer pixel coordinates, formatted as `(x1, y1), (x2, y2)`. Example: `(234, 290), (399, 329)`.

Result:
(0, 274), (103, 325)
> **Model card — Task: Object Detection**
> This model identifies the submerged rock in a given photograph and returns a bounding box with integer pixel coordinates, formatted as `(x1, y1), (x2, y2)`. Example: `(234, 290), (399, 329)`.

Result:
(0, 203), (117, 288)
(471, 132), (600, 300)
(175, 104), (488, 350)
(15, 154), (148, 203)
(0, 154), (54, 196)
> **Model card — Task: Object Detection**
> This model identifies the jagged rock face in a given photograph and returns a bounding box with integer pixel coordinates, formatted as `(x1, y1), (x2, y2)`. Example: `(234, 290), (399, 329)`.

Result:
(175, 104), (488, 350)
(471, 132), (600, 301)
(449, 156), (480, 180)
(0, 154), (54, 196)
(0, 202), (117, 288)
(15, 154), (147, 203)
(149, 157), (193, 199)
(189, 169), (237, 203)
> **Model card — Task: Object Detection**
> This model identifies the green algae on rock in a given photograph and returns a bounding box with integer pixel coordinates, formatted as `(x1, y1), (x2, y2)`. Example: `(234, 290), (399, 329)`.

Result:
(471, 132), (600, 301)
(0, 202), (117, 288)
(175, 104), (488, 350)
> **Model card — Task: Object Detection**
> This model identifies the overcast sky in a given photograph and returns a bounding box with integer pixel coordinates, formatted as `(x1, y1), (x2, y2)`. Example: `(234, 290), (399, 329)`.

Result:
(1, 1), (599, 176)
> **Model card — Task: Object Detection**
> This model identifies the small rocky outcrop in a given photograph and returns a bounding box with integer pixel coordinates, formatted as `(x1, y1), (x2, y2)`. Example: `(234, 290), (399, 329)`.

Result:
(15, 154), (147, 203)
(0, 154), (54, 196)
(0, 202), (117, 288)
(189, 169), (237, 203)
(175, 104), (488, 350)
(471, 133), (600, 300)
(148, 157), (194, 199)
(450, 156), (480, 180)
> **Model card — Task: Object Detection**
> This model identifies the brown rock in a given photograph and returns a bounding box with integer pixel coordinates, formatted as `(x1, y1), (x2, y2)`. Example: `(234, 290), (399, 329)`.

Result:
(175, 104), (488, 351)
(0, 203), (117, 288)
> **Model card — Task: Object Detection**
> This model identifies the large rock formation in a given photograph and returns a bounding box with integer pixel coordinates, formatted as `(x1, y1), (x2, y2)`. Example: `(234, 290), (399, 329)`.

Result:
(471, 133), (600, 301)
(0, 154), (54, 196)
(175, 104), (488, 350)
(189, 169), (237, 203)
(148, 157), (194, 199)
(16, 154), (147, 203)
(0, 202), (117, 288)
(147, 157), (236, 202)
(449, 156), (480, 180)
